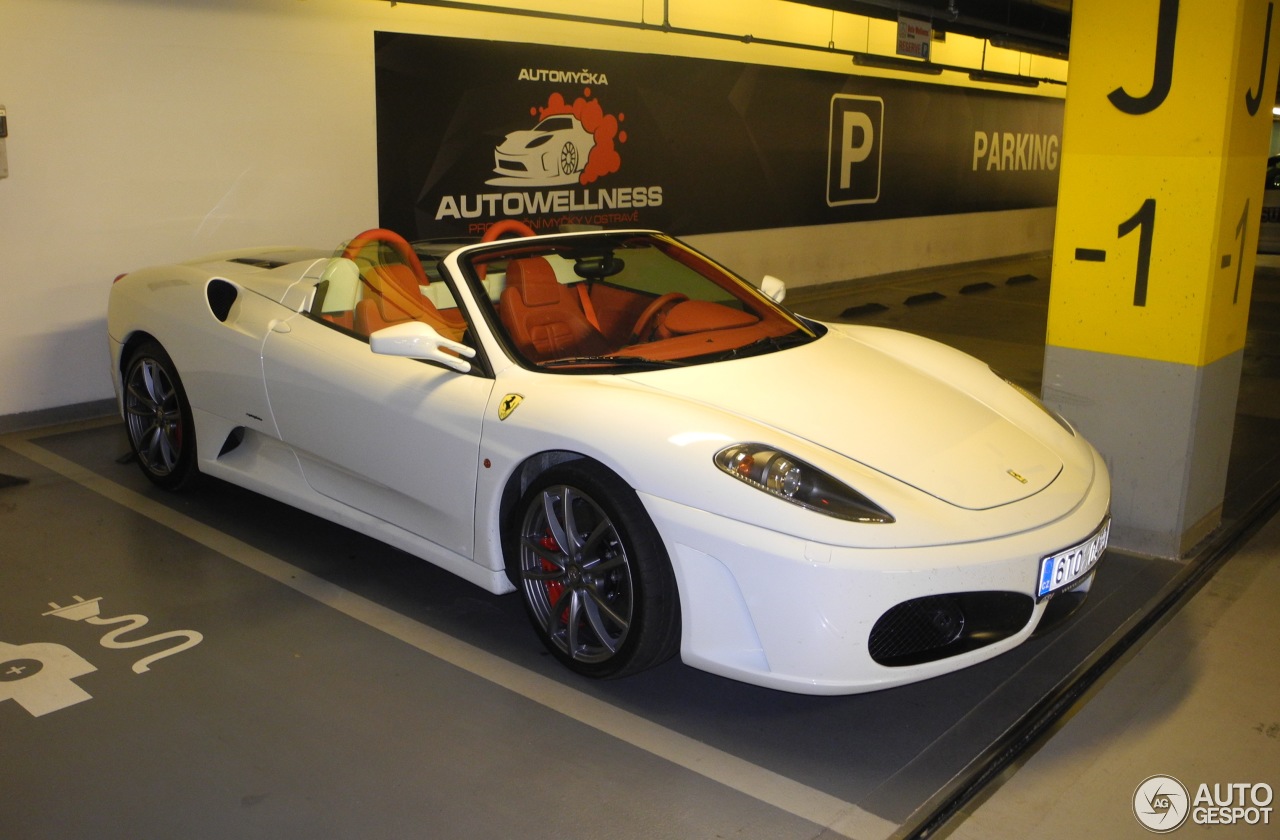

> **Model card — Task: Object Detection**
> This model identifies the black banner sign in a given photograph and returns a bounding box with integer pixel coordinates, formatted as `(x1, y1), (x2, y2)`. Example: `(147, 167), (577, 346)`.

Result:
(375, 32), (1063, 238)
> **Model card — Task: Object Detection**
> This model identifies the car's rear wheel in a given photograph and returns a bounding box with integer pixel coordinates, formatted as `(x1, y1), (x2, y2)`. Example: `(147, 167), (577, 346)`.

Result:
(122, 340), (197, 490)
(511, 461), (679, 679)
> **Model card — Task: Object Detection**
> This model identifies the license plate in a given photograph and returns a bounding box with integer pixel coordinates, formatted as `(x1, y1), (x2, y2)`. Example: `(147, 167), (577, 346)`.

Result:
(1037, 518), (1110, 601)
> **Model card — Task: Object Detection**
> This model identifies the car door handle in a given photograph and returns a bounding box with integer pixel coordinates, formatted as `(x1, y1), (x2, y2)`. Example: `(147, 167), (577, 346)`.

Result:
(269, 320), (292, 334)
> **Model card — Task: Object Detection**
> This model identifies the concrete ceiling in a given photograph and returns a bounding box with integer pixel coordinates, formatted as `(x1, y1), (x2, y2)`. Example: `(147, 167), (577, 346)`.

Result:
(797, 1), (1071, 58)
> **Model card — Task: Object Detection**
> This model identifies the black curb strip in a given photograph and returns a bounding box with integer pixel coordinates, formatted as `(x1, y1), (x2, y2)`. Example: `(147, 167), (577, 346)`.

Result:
(896, 480), (1280, 840)
(839, 302), (890, 318)
(905, 291), (947, 306)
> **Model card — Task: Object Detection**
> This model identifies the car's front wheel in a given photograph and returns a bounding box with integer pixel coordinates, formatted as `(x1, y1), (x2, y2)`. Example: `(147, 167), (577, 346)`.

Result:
(122, 340), (197, 490)
(511, 461), (679, 679)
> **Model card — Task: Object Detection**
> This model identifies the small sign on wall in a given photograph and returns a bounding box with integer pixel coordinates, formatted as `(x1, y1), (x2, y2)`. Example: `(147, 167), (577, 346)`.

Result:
(897, 15), (933, 60)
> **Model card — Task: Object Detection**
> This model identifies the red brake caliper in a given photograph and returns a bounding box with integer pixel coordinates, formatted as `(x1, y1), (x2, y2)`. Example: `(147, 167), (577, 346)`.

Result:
(540, 531), (568, 620)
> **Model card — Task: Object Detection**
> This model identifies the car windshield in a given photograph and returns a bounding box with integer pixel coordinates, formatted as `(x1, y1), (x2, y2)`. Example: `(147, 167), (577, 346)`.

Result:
(455, 232), (818, 370)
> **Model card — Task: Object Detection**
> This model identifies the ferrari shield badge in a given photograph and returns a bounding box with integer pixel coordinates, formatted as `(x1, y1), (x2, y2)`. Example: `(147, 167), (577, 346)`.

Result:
(498, 393), (523, 421)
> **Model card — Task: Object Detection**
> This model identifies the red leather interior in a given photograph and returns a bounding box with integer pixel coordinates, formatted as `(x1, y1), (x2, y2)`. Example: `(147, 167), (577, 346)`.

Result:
(353, 262), (465, 342)
(498, 257), (610, 361)
(660, 300), (759, 336)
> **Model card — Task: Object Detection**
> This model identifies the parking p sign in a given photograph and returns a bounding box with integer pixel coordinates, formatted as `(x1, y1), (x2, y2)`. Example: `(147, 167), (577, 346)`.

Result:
(827, 95), (883, 206)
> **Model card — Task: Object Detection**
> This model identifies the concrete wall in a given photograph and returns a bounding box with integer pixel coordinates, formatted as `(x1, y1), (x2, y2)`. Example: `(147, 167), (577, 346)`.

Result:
(0, 0), (1065, 421)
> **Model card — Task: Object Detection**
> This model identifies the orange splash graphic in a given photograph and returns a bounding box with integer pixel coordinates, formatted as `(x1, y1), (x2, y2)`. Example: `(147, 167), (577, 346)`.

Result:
(537, 89), (626, 185)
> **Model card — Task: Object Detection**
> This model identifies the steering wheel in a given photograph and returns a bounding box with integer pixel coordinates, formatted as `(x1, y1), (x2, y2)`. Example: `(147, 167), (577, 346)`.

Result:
(628, 293), (688, 343)
(481, 219), (538, 241)
(342, 228), (428, 287)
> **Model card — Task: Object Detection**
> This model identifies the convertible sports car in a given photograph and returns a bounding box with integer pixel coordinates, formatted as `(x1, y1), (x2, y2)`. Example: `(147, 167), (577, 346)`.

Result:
(107, 224), (1111, 694)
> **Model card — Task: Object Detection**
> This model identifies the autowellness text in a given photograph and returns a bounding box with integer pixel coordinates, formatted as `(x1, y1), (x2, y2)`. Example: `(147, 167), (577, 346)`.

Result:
(435, 185), (663, 221)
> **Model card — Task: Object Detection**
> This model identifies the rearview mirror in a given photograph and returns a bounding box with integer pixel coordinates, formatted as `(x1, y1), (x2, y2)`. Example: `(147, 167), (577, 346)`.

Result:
(760, 275), (786, 303)
(370, 321), (475, 373)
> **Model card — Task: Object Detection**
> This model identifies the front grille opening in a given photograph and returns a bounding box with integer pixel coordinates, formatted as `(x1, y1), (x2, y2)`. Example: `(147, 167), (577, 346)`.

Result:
(870, 591), (1034, 667)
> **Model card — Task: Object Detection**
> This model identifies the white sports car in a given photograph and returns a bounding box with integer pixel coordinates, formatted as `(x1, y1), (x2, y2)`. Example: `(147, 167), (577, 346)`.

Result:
(107, 224), (1110, 694)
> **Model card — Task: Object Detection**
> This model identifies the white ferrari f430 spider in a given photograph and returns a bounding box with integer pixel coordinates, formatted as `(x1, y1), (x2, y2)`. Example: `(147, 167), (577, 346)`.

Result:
(107, 225), (1110, 694)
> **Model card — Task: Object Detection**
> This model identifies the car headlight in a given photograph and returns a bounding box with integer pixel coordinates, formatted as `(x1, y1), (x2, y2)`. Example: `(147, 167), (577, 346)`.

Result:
(714, 443), (894, 523)
(994, 370), (1075, 436)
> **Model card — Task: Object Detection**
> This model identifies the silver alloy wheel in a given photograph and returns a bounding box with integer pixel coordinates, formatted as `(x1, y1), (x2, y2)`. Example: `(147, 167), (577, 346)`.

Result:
(518, 484), (634, 664)
(124, 356), (184, 477)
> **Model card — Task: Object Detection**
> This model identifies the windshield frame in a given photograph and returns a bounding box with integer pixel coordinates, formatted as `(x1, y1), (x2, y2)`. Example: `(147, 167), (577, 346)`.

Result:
(441, 230), (818, 374)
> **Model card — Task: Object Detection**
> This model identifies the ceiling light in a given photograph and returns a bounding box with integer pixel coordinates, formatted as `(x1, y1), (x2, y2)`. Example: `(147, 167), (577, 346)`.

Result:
(969, 69), (1041, 88)
(852, 52), (943, 75)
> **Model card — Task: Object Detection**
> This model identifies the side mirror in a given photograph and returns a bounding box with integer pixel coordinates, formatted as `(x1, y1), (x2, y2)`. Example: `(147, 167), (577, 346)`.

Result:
(370, 321), (475, 373)
(760, 275), (787, 303)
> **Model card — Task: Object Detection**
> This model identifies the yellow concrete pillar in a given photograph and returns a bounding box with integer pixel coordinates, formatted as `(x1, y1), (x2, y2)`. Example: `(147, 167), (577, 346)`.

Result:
(1043, 0), (1280, 557)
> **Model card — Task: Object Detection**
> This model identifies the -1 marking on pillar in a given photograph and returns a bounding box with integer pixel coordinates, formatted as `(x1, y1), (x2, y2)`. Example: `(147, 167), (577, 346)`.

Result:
(1234, 198), (1250, 303)
(1118, 198), (1156, 306)
(1075, 199), (1157, 307)
(1108, 0), (1180, 115)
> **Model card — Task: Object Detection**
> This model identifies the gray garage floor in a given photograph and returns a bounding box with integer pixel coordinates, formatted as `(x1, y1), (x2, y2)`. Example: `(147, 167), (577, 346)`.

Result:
(1, 254), (1276, 840)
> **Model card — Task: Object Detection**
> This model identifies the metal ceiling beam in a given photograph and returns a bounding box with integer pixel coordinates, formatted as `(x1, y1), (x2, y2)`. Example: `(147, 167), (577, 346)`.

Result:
(795, 0), (1071, 56)
(381, 0), (1064, 84)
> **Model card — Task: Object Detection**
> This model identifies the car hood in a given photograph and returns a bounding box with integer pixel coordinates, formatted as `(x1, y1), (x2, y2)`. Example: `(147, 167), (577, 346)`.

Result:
(621, 329), (1062, 510)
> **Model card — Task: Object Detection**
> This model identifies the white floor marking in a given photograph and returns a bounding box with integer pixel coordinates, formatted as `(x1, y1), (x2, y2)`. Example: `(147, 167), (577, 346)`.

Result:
(5, 428), (900, 840)
(44, 595), (204, 673)
(0, 640), (96, 716)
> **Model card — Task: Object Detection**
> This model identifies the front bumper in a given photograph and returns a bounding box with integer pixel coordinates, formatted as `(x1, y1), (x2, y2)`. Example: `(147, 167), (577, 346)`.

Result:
(641, 450), (1111, 695)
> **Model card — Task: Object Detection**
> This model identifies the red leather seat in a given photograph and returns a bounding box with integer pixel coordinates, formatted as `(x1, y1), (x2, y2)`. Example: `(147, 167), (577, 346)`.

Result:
(355, 263), (429, 333)
(498, 257), (610, 361)
(352, 258), (465, 343)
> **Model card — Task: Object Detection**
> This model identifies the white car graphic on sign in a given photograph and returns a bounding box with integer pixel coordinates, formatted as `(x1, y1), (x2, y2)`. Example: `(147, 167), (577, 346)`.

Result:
(490, 114), (595, 187)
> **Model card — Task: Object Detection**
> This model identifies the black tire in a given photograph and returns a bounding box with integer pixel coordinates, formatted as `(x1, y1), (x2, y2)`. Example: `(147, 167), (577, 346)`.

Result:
(122, 340), (198, 490)
(509, 461), (680, 679)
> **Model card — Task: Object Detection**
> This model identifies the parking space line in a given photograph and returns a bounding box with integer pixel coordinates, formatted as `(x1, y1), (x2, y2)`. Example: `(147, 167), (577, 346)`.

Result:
(4, 431), (900, 840)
